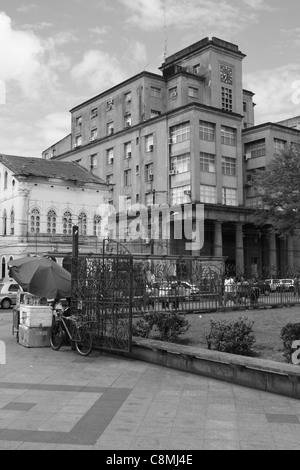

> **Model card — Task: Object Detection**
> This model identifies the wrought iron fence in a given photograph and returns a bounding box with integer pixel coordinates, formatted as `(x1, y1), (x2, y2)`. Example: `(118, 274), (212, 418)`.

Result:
(70, 241), (300, 354)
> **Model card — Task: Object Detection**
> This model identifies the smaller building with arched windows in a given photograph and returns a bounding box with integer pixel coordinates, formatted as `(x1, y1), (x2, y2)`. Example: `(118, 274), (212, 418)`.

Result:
(0, 154), (109, 279)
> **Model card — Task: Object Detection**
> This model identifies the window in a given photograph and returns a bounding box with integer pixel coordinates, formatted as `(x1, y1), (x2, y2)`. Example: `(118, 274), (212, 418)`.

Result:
(90, 128), (98, 141)
(47, 210), (57, 234)
(145, 193), (153, 207)
(136, 194), (140, 203)
(136, 165), (140, 175)
(170, 154), (190, 173)
(146, 134), (154, 152)
(188, 86), (199, 98)
(30, 209), (40, 234)
(126, 197), (132, 211)
(63, 211), (72, 235)
(200, 185), (216, 204)
(221, 126), (236, 146)
(75, 135), (82, 147)
(244, 139), (266, 158)
(200, 152), (215, 173)
(199, 121), (215, 141)
(124, 169), (131, 187)
(78, 212), (87, 236)
(171, 185), (191, 205)
(169, 86), (178, 99)
(106, 98), (114, 111)
(222, 187), (237, 206)
(4, 171), (8, 189)
(124, 142), (132, 159)
(76, 116), (82, 126)
(145, 163), (154, 182)
(91, 107), (98, 118)
(106, 174), (113, 185)
(274, 138), (286, 153)
(10, 209), (15, 235)
(170, 122), (191, 144)
(93, 215), (102, 237)
(150, 86), (161, 98)
(107, 122), (114, 135)
(90, 154), (97, 171)
(107, 148), (114, 165)
(150, 109), (161, 118)
(243, 102), (247, 112)
(124, 113), (131, 127)
(125, 92), (131, 103)
(193, 64), (200, 74)
(221, 86), (233, 112)
(222, 156), (236, 176)
(3, 210), (7, 236)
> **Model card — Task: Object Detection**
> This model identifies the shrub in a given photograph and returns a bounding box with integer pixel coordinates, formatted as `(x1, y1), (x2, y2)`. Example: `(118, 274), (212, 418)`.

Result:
(132, 311), (190, 341)
(205, 317), (256, 356)
(280, 323), (300, 363)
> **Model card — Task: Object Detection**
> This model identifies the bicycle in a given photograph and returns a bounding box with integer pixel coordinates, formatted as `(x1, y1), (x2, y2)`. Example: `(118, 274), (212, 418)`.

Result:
(50, 312), (93, 356)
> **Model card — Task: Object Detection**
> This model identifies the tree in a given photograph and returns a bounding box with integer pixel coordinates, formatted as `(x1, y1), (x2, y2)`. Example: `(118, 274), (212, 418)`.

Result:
(251, 145), (300, 237)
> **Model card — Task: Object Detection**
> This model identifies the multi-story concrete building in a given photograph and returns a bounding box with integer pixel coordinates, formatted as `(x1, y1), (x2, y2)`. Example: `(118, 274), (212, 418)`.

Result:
(43, 37), (300, 275)
(0, 155), (108, 279)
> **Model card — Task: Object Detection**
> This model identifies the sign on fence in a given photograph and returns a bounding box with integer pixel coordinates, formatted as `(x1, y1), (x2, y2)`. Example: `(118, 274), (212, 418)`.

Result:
(0, 341), (6, 364)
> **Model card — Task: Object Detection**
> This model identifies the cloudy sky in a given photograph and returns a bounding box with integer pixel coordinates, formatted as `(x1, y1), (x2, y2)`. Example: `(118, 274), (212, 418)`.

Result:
(1, 0), (300, 157)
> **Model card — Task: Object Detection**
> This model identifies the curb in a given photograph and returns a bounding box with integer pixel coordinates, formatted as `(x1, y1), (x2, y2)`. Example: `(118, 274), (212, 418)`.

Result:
(123, 337), (300, 399)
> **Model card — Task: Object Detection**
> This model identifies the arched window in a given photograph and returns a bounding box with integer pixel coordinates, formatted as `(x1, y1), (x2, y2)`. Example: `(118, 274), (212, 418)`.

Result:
(47, 210), (57, 234)
(3, 210), (7, 236)
(93, 215), (102, 237)
(63, 211), (72, 235)
(10, 208), (15, 235)
(78, 212), (87, 236)
(30, 209), (40, 233)
(4, 171), (8, 190)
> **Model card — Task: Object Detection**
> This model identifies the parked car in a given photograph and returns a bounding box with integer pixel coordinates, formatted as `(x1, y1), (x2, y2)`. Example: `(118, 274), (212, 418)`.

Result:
(264, 279), (281, 292)
(252, 280), (271, 296)
(277, 279), (295, 292)
(0, 280), (23, 309)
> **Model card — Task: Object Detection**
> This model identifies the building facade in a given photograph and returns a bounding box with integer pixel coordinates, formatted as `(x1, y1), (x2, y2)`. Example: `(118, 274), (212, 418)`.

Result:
(42, 36), (300, 276)
(0, 155), (109, 279)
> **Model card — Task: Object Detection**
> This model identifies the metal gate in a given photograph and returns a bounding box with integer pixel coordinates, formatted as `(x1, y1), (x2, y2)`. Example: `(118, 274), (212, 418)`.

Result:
(71, 240), (133, 354)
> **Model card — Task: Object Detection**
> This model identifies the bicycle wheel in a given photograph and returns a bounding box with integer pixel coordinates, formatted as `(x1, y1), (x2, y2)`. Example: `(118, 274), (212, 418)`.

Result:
(50, 321), (64, 351)
(75, 327), (93, 356)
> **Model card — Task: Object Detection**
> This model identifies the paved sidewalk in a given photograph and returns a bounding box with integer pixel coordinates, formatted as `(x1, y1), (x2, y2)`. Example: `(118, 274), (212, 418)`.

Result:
(0, 311), (300, 450)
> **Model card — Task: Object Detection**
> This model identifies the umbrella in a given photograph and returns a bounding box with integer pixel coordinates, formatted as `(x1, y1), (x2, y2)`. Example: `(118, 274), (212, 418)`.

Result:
(8, 256), (71, 300)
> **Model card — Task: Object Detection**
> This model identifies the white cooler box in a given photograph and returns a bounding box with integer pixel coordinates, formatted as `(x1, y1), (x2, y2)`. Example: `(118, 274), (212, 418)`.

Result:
(20, 305), (53, 328)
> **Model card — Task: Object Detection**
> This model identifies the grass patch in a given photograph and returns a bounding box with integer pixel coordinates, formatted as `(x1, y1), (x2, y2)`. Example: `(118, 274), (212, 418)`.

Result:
(147, 307), (300, 363)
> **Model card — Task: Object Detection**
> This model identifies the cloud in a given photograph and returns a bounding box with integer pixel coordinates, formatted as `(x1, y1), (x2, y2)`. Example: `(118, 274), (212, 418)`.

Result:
(0, 12), (60, 100)
(118, 0), (273, 34)
(71, 50), (127, 93)
(123, 40), (148, 70)
(244, 64), (300, 124)
(36, 112), (71, 147)
(16, 3), (37, 14)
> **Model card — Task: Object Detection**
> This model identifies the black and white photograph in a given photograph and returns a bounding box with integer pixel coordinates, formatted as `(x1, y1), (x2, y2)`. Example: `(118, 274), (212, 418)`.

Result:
(0, 0), (300, 452)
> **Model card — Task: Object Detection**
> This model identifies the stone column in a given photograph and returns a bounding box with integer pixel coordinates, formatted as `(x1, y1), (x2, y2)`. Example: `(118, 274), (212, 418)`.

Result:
(235, 222), (244, 275)
(18, 189), (30, 237)
(214, 221), (223, 257)
(269, 232), (277, 275)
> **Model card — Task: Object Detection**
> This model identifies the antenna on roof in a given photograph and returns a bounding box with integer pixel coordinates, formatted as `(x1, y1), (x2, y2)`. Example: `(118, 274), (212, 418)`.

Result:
(162, 0), (168, 62)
